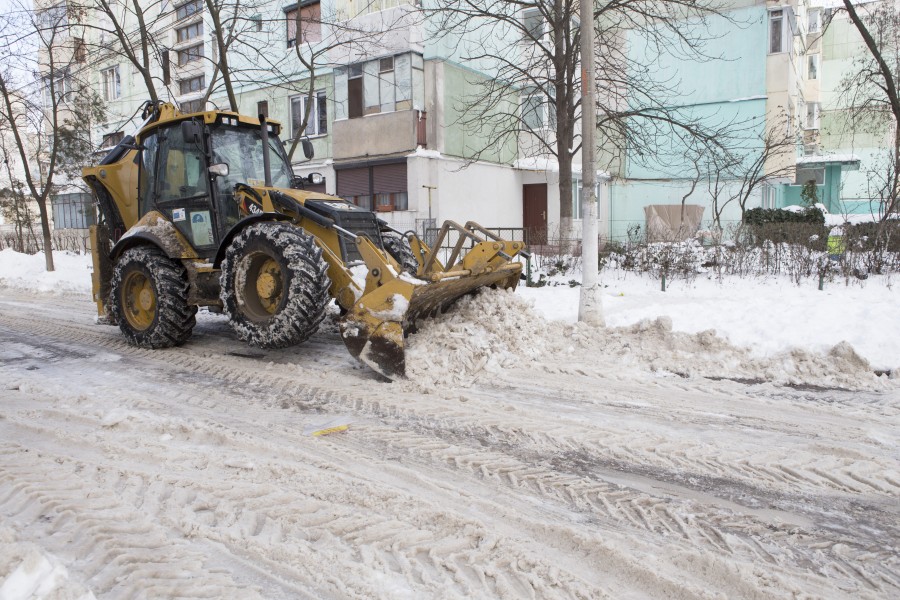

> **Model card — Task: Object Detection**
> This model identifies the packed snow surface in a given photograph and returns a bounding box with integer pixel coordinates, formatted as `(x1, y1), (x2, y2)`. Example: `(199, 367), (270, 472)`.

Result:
(0, 249), (898, 598)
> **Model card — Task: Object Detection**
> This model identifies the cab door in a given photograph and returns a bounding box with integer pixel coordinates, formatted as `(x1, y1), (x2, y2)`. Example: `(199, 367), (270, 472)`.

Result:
(153, 122), (218, 255)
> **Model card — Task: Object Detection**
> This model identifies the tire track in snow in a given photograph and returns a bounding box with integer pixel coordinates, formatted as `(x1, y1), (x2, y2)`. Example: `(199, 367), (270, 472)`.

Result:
(0, 442), (262, 599)
(2, 295), (899, 597)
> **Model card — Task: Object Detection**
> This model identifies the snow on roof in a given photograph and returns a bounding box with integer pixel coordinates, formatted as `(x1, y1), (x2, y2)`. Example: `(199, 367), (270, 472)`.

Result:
(407, 147), (443, 159)
(796, 153), (861, 165)
(514, 156), (610, 179)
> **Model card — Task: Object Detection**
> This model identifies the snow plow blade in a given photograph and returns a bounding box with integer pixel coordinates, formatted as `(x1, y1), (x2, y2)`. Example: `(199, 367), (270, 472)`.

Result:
(339, 221), (527, 379)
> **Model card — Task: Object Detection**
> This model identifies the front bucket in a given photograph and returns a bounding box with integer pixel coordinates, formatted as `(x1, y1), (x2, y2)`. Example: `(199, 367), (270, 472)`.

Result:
(340, 265), (522, 379)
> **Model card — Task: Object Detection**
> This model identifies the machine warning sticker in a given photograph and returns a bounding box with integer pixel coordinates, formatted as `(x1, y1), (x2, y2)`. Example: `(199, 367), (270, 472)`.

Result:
(172, 208), (186, 222)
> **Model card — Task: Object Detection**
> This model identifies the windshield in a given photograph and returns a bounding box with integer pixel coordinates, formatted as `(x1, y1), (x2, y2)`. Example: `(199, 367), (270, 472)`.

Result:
(209, 125), (293, 189)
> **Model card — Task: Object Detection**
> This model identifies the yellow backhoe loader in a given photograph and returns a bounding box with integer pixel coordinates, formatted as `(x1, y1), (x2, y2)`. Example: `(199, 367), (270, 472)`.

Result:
(82, 101), (527, 378)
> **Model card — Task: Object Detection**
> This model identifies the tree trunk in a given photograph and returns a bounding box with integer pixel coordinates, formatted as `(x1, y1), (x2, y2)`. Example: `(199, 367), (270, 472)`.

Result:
(36, 198), (54, 271)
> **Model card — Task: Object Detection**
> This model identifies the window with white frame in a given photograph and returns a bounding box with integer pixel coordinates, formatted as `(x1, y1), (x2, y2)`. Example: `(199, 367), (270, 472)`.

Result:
(805, 102), (820, 130)
(521, 90), (555, 131)
(176, 21), (203, 43)
(101, 65), (120, 100)
(769, 10), (784, 53)
(808, 9), (821, 34)
(522, 8), (544, 40)
(42, 71), (72, 106)
(291, 90), (327, 137)
(179, 74), (205, 94)
(38, 4), (68, 31)
(807, 53), (819, 80)
(336, 53), (422, 120)
(175, 0), (202, 21)
(178, 43), (203, 65)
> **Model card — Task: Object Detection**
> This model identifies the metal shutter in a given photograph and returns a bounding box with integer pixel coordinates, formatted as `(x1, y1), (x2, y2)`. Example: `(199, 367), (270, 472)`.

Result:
(336, 167), (370, 196)
(373, 162), (407, 194)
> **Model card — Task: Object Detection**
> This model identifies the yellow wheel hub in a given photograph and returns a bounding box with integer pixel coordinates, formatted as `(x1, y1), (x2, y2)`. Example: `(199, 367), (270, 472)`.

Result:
(254, 258), (283, 314)
(122, 271), (156, 331)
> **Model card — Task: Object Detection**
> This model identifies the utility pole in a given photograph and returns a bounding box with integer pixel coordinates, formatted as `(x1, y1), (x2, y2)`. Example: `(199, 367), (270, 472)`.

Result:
(422, 184), (437, 223)
(578, 0), (605, 326)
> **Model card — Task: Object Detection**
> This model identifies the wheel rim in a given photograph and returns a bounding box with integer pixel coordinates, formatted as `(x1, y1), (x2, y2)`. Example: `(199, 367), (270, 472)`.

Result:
(242, 254), (285, 319)
(122, 270), (156, 331)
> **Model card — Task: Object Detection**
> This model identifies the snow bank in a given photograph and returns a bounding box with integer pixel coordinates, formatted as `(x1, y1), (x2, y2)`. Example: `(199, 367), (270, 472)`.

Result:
(0, 527), (96, 600)
(519, 271), (900, 372)
(0, 249), (92, 296)
(404, 288), (893, 390)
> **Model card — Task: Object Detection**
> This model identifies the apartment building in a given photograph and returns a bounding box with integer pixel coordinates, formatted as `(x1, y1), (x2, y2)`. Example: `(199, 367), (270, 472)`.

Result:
(39, 0), (892, 242)
(46, 0), (582, 243)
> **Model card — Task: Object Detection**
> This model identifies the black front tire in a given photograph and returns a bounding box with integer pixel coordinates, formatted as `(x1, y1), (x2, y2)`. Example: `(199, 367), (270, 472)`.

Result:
(220, 222), (330, 348)
(109, 246), (196, 348)
(382, 232), (419, 274)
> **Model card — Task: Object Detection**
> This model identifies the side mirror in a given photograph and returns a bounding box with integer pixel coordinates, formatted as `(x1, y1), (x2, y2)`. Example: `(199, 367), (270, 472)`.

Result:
(302, 138), (314, 160)
(181, 120), (202, 142)
(208, 163), (229, 177)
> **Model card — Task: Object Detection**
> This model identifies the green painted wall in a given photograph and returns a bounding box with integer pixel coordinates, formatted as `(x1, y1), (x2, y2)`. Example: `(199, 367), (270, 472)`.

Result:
(441, 62), (517, 163)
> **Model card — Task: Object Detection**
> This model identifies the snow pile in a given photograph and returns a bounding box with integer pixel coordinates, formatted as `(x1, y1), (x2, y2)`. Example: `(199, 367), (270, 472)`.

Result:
(405, 288), (555, 387)
(404, 289), (891, 390)
(0, 527), (96, 600)
(0, 249), (92, 296)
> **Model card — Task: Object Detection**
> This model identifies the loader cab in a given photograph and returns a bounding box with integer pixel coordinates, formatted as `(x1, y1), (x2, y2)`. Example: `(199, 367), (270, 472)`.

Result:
(137, 115), (292, 257)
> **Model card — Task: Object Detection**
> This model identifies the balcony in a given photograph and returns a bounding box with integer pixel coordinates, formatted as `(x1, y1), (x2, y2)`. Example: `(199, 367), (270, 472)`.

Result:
(333, 110), (426, 160)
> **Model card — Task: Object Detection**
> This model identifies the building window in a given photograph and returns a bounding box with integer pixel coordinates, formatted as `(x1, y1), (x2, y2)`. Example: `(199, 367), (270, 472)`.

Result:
(181, 99), (204, 113)
(101, 65), (121, 100)
(42, 71), (72, 106)
(521, 91), (554, 131)
(808, 9), (821, 34)
(38, 4), (68, 30)
(178, 43), (203, 65)
(175, 0), (202, 21)
(179, 75), (205, 94)
(73, 37), (86, 63)
(348, 64), (363, 119)
(257, 100), (269, 118)
(100, 131), (124, 149)
(336, 53), (421, 120)
(286, 1), (321, 47)
(796, 166), (824, 185)
(522, 8), (544, 40)
(177, 21), (203, 43)
(805, 102), (820, 130)
(769, 10), (784, 54)
(290, 90), (327, 137)
(807, 54), (819, 80)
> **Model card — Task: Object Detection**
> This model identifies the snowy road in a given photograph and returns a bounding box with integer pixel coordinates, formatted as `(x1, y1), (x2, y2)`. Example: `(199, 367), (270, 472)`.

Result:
(1, 290), (898, 599)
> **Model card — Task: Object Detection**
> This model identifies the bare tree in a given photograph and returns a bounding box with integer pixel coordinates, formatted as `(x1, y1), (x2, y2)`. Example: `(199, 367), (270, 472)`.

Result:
(727, 117), (797, 218)
(0, 1), (100, 270)
(425, 0), (734, 239)
(831, 0), (900, 239)
(87, 0), (167, 104)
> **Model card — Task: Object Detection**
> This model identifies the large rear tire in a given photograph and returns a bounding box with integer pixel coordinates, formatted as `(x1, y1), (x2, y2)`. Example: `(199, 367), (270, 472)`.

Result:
(220, 222), (330, 348)
(382, 232), (418, 274)
(109, 246), (196, 348)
